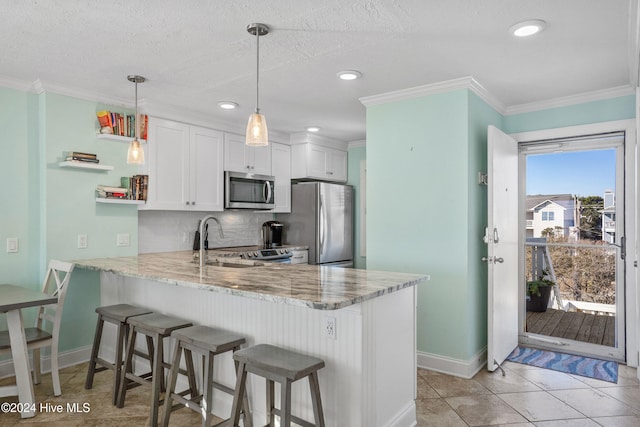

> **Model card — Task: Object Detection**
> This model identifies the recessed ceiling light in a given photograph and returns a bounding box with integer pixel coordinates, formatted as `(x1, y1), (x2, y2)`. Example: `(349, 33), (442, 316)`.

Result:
(218, 101), (238, 110)
(337, 70), (362, 80)
(307, 126), (320, 132)
(510, 20), (546, 37)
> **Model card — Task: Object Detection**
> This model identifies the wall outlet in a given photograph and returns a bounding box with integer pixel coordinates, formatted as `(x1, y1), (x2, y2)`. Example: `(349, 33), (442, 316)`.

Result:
(117, 233), (130, 246)
(323, 316), (336, 340)
(6, 237), (18, 253)
(77, 234), (88, 249)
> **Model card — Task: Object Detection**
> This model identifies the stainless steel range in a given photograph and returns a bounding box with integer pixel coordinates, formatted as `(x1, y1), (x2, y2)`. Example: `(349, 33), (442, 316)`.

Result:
(217, 246), (293, 263)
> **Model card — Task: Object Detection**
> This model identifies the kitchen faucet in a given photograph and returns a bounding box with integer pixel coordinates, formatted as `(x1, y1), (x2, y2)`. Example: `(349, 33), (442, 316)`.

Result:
(199, 215), (224, 268)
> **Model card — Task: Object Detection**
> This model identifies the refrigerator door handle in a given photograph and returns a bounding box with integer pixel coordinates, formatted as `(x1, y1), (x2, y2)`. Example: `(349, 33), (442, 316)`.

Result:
(319, 194), (325, 255)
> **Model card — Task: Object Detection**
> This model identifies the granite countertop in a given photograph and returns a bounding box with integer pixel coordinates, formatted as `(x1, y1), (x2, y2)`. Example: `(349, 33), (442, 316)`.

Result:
(73, 251), (429, 310)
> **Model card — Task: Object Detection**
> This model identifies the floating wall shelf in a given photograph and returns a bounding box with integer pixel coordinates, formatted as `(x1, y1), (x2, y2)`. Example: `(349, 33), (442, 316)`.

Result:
(59, 161), (114, 171)
(96, 133), (147, 144)
(96, 198), (145, 205)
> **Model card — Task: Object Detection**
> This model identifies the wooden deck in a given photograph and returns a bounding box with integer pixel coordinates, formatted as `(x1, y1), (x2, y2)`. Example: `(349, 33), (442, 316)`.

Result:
(526, 308), (616, 347)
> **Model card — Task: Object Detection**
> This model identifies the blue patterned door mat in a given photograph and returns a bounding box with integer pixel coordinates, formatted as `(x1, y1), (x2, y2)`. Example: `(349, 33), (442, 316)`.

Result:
(507, 346), (618, 383)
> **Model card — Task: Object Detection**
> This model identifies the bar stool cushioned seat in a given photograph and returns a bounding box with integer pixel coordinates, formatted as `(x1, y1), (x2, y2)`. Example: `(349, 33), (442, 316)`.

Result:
(230, 344), (325, 427)
(117, 312), (193, 427)
(161, 325), (253, 427)
(85, 304), (153, 404)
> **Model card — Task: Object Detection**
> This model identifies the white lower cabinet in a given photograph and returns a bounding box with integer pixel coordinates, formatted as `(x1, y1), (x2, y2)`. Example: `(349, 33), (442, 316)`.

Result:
(290, 249), (308, 264)
(271, 142), (291, 213)
(143, 117), (223, 211)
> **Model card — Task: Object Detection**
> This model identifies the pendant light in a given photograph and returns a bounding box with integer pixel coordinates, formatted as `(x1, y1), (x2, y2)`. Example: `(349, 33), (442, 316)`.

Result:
(127, 75), (146, 164)
(246, 23), (269, 147)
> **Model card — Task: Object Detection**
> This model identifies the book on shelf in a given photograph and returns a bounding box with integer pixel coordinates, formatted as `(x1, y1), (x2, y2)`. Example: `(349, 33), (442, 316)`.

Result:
(66, 156), (100, 163)
(97, 191), (127, 199)
(97, 184), (128, 194)
(67, 151), (97, 159)
(96, 184), (128, 200)
(96, 111), (148, 139)
(122, 174), (148, 201)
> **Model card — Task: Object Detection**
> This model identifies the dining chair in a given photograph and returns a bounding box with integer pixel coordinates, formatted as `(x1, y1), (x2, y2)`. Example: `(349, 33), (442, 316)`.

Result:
(0, 260), (75, 396)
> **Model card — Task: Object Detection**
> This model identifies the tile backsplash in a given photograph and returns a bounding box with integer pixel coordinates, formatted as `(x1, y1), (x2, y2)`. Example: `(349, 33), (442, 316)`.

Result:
(138, 210), (274, 253)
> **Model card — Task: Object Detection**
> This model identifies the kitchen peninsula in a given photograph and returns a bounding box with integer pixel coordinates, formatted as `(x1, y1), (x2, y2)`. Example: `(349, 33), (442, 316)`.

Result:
(74, 251), (428, 426)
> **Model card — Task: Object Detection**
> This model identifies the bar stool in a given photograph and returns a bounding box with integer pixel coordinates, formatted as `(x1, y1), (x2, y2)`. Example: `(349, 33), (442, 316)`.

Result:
(230, 344), (326, 427)
(161, 325), (253, 427)
(85, 304), (153, 404)
(116, 312), (194, 427)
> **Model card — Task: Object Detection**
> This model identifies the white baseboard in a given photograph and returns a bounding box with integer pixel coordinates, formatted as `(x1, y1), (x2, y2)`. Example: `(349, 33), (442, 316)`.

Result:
(0, 345), (93, 379)
(385, 400), (417, 427)
(417, 347), (487, 379)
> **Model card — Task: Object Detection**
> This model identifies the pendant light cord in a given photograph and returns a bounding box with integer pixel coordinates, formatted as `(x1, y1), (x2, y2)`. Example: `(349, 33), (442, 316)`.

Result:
(255, 28), (260, 114)
(134, 81), (139, 140)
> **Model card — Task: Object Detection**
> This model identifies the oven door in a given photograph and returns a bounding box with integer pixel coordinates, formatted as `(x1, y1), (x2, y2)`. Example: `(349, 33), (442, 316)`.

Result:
(264, 257), (291, 264)
(225, 171), (275, 209)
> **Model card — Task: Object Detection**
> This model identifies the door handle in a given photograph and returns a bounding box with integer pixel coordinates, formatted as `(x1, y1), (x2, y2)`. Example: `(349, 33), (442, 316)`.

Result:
(482, 256), (504, 264)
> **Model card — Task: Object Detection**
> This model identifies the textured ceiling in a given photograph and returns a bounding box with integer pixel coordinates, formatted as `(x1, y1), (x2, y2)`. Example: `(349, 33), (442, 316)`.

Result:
(0, 0), (636, 141)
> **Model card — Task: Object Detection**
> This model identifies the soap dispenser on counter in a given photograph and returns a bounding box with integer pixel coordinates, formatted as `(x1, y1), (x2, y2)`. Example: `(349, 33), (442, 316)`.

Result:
(192, 220), (209, 250)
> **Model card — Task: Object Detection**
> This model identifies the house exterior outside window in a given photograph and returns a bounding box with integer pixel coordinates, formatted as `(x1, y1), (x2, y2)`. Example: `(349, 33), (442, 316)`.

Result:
(601, 189), (615, 243)
(525, 194), (578, 239)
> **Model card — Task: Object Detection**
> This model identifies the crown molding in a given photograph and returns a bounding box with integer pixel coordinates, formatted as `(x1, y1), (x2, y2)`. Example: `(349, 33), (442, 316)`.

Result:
(0, 75), (292, 144)
(359, 75), (635, 118)
(143, 102), (290, 144)
(628, 0), (639, 88)
(36, 78), (133, 107)
(504, 85), (635, 115)
(289, 131), (347, 149)
(348, 139), (366, 148)
(359, 76), (506, 114)
(0, 75), (41, 92)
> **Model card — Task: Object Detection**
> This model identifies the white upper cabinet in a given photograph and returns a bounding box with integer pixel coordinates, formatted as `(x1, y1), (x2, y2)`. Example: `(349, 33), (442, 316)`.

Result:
(143, 117), (223, 211)
(271, 142), (291, 213)
(188, 126), (224, 211)
(224, 133), (272, 176)
(291, 143), (348, 182)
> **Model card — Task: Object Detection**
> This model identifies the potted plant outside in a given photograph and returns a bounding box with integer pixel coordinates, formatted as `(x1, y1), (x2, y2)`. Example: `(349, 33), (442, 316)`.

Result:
(526, 276), (554, 312)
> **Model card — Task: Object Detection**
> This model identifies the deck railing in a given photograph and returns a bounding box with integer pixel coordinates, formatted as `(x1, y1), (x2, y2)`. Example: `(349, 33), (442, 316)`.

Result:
(525, 239), (616, 314)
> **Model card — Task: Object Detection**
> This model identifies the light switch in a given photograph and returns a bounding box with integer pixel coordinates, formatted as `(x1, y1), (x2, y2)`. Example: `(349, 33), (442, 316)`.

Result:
(117, 233), (130, 247)
(77, 234), (88, 249)
(6, 237), (18, 253)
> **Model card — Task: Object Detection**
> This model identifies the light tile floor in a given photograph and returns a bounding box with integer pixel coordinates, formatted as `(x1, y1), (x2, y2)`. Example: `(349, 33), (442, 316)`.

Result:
(417, 360), (640, 426)
(1, 360), (639, 426)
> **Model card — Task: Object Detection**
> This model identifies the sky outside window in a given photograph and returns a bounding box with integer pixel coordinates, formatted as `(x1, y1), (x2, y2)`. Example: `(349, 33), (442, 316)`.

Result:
(526, 149), (616, 197)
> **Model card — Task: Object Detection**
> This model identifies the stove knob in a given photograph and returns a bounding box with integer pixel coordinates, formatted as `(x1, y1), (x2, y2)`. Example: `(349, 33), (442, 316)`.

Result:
(285, 249), (290, 254)
(254, 251), (259, 257)
(246, 253), (254, 258)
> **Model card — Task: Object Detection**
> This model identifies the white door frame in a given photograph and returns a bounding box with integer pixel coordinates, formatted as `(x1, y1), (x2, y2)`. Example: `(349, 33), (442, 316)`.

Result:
(511, 119), (637, 366)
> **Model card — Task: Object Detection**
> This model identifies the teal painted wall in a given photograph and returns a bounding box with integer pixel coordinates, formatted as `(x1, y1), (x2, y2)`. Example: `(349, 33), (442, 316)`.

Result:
(0, 87), (40, 288)
(366, 87), (633, 366)
(367, 89), (476, 360)
(504, 95), (635, 133)
(1, 87), (142, 354)
(347, 145), (366, 269)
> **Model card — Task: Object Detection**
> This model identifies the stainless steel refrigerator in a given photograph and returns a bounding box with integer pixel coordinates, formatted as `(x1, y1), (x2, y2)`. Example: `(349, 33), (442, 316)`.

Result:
(278, 182), (353, 267)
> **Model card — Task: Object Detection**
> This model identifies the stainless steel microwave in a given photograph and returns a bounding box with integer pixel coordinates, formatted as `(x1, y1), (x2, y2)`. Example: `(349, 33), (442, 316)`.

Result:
(224, 171), (275, 210)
